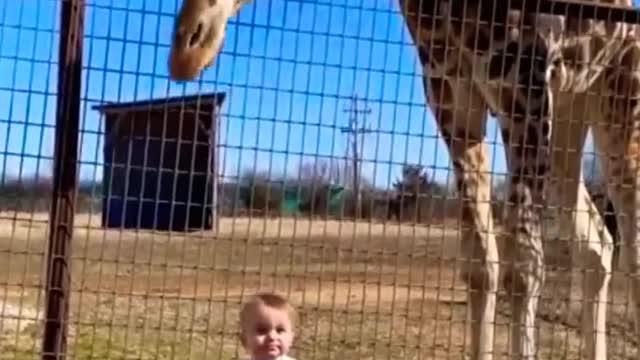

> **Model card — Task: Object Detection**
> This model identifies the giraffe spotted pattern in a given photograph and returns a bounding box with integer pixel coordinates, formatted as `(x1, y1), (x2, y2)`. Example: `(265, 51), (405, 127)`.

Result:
(398, 1), (639, 359)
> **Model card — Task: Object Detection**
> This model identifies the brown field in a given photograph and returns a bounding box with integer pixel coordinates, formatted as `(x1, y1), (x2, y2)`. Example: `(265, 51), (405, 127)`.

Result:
(0, 211), (638, 359)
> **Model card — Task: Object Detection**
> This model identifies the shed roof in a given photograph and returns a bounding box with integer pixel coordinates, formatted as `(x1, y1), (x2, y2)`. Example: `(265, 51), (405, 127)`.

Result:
(92, 92), (226, 117)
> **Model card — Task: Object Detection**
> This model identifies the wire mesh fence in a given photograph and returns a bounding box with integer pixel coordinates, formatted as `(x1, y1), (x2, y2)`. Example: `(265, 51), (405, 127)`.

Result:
(2, 0), (640, 359)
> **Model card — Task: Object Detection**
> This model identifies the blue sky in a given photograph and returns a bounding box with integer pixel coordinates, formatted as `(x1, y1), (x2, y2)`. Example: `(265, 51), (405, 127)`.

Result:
(1, 0), (636, 190)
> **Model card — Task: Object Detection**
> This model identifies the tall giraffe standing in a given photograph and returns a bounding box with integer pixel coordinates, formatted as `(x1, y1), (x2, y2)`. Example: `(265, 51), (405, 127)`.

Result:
(166, 0), (640, 359)
(398, 2), (638, 359)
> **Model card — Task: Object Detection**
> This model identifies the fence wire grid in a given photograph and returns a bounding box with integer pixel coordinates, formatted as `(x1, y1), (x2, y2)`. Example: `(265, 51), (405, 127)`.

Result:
(2, 0), (640, 359)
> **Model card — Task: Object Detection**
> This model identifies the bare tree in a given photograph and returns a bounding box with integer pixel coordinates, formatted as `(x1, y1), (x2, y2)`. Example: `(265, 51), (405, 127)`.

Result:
(389, 164), (447, 222)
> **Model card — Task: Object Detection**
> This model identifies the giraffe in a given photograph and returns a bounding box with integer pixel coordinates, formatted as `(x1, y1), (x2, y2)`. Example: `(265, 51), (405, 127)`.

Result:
(399, 3), (639, 358)
(166, 0), (640, 359)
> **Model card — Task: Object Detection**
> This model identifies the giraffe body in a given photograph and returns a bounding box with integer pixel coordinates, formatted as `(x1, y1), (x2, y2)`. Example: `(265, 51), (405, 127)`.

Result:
(167, 1), (640, 359)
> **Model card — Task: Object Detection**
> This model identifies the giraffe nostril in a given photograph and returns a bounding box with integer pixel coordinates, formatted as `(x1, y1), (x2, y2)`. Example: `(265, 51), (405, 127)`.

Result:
(188, 22), (203, 48)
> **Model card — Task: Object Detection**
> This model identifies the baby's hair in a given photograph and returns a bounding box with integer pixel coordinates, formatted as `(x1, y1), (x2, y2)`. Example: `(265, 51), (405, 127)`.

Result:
(239, 292), (298, 328)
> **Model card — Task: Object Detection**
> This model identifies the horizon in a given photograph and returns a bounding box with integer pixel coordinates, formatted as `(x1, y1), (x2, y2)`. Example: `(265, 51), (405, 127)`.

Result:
(1, 0), (633, 191)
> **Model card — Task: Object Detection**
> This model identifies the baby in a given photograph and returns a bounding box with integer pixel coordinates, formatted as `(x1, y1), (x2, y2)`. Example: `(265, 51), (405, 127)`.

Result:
(239, 292), (298, 360)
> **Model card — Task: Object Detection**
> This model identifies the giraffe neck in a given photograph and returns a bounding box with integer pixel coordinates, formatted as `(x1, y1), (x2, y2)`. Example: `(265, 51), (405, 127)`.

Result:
(402, 0), (553, 117)
(407, 1), (536, 78)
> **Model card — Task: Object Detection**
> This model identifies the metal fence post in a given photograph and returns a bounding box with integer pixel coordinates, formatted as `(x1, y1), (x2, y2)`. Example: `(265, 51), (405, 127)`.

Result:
(41, 0), (85, 359)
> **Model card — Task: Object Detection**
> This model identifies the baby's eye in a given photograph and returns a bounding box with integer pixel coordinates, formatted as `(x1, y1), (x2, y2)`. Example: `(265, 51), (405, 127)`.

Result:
(276, 326), (286, 333)
(256, 326), (269, 334)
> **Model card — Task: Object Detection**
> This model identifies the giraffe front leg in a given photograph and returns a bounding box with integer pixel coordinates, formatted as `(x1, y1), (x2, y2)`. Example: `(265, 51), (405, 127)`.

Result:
(593, 125), (640, 347)
(502, 182), (545, 359)
(500, 118), (549, 359)
(550, 118), (611, 360)
(594, 46), (640, 349)
(575, 181), (612, 360)
(427, 76), (499, 360)
(613, 177), (640, 343)
(453, 139), (500, 360)
(550, 184), (612, 360)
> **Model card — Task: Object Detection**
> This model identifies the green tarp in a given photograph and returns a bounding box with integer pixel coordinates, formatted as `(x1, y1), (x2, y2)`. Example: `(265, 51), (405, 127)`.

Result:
(238, 182), (345, 214)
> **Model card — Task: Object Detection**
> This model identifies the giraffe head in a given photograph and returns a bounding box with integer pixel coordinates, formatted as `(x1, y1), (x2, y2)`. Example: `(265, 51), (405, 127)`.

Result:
(168, 0), (249, 81)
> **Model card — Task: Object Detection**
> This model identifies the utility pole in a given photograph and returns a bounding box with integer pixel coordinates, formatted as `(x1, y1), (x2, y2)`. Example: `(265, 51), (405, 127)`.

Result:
(341, 93), (372, 218)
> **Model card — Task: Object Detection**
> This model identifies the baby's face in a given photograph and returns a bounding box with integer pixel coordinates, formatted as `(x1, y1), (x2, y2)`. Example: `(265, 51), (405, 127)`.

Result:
(241, 304), (294, 360)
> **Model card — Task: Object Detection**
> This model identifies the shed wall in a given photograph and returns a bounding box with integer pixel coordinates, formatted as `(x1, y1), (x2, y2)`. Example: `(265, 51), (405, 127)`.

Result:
(102, 110), (214, 231)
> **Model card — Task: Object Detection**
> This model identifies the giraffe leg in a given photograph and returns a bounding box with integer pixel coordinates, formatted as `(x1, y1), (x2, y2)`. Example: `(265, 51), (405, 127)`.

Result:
(593, 123), (640, 342)
(499, 158), (546, 359)
(426, 75), (499, 360)
(575, 182), (613, 360)
(591, 40), (640, 347)
(498, 110), (550, 358)
(549, 117), (611, 360)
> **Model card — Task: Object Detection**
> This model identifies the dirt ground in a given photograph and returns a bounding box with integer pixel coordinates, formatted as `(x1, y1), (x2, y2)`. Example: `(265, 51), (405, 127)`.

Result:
(0, 212), (638, 359)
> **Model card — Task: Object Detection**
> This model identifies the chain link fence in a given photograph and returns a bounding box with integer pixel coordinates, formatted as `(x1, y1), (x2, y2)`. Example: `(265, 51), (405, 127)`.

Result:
(1, 0), (640, 359)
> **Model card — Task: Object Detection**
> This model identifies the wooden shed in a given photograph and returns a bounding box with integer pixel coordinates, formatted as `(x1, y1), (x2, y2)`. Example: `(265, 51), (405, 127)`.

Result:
(93, 92), (225, 232)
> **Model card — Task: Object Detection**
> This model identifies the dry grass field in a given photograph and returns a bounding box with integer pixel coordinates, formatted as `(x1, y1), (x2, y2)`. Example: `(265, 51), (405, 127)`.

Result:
(0, 211), (638, 359)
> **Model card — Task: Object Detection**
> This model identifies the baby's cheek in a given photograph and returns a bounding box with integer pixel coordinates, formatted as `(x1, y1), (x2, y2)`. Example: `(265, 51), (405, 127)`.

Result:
(283, 335), (294, 348)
